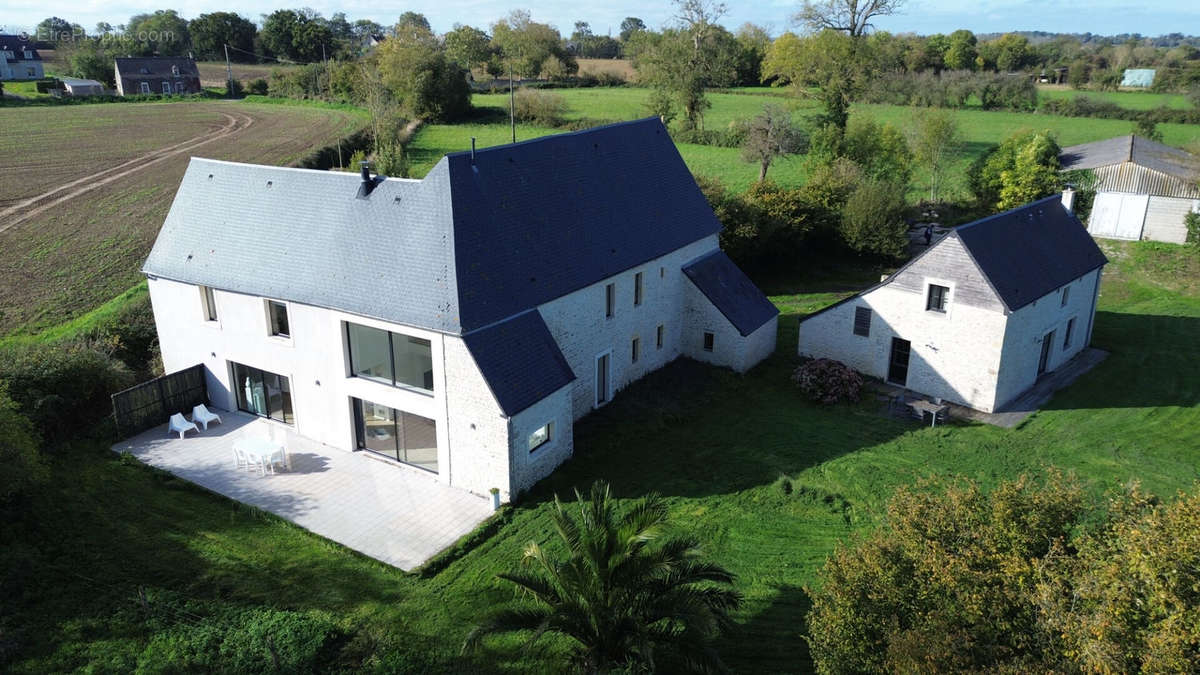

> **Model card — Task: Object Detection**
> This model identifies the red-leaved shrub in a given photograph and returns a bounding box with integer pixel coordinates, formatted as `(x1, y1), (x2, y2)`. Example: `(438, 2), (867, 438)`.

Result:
(792, 358), (864, 404)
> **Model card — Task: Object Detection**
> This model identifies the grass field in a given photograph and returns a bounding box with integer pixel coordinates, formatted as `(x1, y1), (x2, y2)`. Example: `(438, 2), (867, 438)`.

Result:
(4, 239), (1197, 672)
(410, 86), (1200, 195)
(196, 61), (295, 87)
(0, 100), (366, 337)
(1037, 84), (1195, 110)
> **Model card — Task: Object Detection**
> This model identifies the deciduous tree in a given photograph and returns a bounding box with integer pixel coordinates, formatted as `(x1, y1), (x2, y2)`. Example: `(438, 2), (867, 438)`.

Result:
(909, 107), (961, 202)
(795, 0), (908, 37)
(188, 12), (257, 61)
(741, 104), (807, 181)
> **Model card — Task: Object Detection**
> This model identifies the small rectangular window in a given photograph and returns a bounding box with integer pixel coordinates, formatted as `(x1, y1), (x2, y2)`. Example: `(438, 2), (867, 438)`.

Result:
(659, 267), (664, 278)
(268, 300), (290, 337)
(632, 337), (640, 363)
(528, 422), (553, 452)
(139, 82), (150, 94)
(200, 286), (217, 321)
(853, 306), (871, 337)
(1061, 286), (1070, 307)
(1063, 317), (1075, 349)
(926, 284), (949, 313)
(703, 331), (714, 352)
(656, 324), (664, 349)
(162, 81), (171, 94)
(634, 272), (643, 306)
(605, 283), (615, 318)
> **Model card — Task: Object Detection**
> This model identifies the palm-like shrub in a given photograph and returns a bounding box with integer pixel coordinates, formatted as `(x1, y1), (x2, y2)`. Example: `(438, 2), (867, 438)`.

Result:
(463, 481), (741, 673)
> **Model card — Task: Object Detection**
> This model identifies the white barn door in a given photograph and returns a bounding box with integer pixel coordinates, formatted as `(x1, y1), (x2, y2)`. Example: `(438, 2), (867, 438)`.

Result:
(1089, 193), (1147, 240)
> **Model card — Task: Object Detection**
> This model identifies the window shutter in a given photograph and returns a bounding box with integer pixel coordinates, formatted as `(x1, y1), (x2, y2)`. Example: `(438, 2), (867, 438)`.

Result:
(853, 306), (871, 337)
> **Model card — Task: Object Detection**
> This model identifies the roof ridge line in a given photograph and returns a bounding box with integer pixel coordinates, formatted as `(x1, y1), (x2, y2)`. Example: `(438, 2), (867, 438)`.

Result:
(956, 195), (1062, 233)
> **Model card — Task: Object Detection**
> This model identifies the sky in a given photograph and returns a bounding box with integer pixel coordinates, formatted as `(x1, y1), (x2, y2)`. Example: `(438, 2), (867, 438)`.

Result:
(3, 0), (1199, 40)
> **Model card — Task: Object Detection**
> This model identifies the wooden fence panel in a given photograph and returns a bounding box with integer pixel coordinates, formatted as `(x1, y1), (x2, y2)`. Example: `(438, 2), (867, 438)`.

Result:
(112, 364), (207, 437)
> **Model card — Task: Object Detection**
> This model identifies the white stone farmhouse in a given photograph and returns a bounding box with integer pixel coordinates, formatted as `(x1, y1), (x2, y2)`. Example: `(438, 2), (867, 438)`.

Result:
(143, 118), (778, 501)
(1060, 135), (1200, 244)
(797, 197), (1107, 413)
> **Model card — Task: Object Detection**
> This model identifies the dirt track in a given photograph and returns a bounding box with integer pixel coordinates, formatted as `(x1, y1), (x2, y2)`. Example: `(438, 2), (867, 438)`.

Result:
(0, 110), (253, 235)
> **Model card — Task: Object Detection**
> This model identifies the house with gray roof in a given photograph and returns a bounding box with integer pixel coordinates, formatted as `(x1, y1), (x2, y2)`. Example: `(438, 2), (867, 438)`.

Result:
(115, 57), (201, 96)
(1060, 135), (1199, 244)
(798, 196), (1106, 413)
(143, 118), (778, 500)
(0, 34), (44, 81)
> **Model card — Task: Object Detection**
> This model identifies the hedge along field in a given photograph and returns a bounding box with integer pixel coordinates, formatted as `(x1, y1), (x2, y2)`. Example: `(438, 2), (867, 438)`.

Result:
(1037, 85), (1196, 110)
(0, 100), (367, 337)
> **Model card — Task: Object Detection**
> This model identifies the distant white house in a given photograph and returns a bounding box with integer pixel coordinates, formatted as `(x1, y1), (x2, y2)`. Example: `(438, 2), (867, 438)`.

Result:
(1060, 135), (1200, 244)
(798, 196), (1107, 413)
(142, 118), (778, 501)
(0, 34), (43, 81)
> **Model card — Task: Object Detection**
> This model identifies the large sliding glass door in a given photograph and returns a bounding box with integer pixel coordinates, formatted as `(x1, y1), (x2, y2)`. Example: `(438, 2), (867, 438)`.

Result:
(233, 362), (294, 424)
(352, 398), (437, 473)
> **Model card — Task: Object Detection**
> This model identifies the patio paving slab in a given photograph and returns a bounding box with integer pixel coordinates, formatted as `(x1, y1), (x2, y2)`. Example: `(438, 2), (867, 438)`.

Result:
(112, 411), (493, 571)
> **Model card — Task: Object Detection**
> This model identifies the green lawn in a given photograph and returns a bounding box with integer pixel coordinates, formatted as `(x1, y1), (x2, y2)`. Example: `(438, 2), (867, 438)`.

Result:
(5, 240), (1198, 672)
(1038, 85), (1196, 110)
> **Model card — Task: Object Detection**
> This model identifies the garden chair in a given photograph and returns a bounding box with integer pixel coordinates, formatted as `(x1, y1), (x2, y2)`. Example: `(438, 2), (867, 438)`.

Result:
(264, 446), (288, 474)
(191, 404), (222, 430)
(168, 413), (198, 439)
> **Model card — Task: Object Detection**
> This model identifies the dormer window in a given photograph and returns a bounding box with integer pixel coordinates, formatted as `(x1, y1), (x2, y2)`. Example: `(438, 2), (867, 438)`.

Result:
(171, 65), (180, 76)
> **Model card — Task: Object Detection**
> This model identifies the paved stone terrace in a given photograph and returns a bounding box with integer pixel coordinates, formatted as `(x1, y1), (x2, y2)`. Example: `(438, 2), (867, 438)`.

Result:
(112, 411), (494, 571)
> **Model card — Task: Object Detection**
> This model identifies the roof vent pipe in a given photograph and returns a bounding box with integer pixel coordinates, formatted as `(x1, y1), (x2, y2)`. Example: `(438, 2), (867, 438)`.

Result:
(360, 160), (371, 183)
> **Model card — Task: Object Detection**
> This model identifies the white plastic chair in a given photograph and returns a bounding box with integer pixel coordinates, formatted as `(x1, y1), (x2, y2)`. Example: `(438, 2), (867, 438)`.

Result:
(191, 404), (222, 430)
(265, 446), (288, 474)
(168, 413), (198, 439)
(240, 448), (266, 476)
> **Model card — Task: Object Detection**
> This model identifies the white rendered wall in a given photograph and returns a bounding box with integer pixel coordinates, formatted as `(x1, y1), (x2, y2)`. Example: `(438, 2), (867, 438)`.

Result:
(508, 385), (575, 496)
(1143, 196), (1197, 244)
(148, 276), (507, 496)
(992, 268), (1102, 410)
(536, 235), (720, 420)
(799, 284), (1010, 412)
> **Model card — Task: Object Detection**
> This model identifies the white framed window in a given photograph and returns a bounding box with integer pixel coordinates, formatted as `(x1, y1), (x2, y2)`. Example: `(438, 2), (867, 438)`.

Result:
(267, 300), (290, 338)
(162, 81), (171, 94)
(528, 422), (553, 452)
(634, 271), (643, 306)
(200, 286), (218, 322)
(605, 283), (615, 318)
(926, 284), (949, 313)
(139, 82), (150, 94)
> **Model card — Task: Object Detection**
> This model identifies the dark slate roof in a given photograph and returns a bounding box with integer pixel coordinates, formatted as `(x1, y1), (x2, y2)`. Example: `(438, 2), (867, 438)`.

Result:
(801, 196), (1107, 322)
(446, 117), (723, 331)
(1059, 135), (1200, 181)
(954, 196), (1108, 312)
(462, 310), (576, 416)
(683, 250), (779, 336)
(0, 34), (41, 61)
(115, 57), (200, 78)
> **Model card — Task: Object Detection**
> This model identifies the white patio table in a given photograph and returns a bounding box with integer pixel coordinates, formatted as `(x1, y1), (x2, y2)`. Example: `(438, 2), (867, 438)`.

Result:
(233, 437), (289, 475)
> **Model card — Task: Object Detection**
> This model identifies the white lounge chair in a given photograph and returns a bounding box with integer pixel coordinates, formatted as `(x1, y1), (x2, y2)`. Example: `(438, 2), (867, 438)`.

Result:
(192, 404), (222, 430)
(168, 413), (198, 439)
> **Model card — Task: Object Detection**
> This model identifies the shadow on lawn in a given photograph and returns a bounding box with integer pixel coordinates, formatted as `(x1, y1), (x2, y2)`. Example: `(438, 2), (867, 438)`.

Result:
(724, 584), (814, 674)
(529, 315), (915, 501)
(1043, 311), (1199, 411)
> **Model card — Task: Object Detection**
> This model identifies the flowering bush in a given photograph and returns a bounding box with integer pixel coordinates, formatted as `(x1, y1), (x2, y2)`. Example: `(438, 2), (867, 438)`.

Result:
(792, 358), (864, 404)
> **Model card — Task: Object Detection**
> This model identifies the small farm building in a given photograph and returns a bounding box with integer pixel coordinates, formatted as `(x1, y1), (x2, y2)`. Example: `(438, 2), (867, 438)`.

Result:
(1060, 135), (1200, 244)
(60, 77), (105, 96)
(798, 196), (1106, 414)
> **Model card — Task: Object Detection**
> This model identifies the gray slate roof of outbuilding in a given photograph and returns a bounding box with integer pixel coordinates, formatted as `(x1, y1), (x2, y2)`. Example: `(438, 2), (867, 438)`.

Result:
(953, 196), (1108, 312)
(1059, 135), (1200, 182)
(683, 250), (779, 336)
(461, 310), (576, 416)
